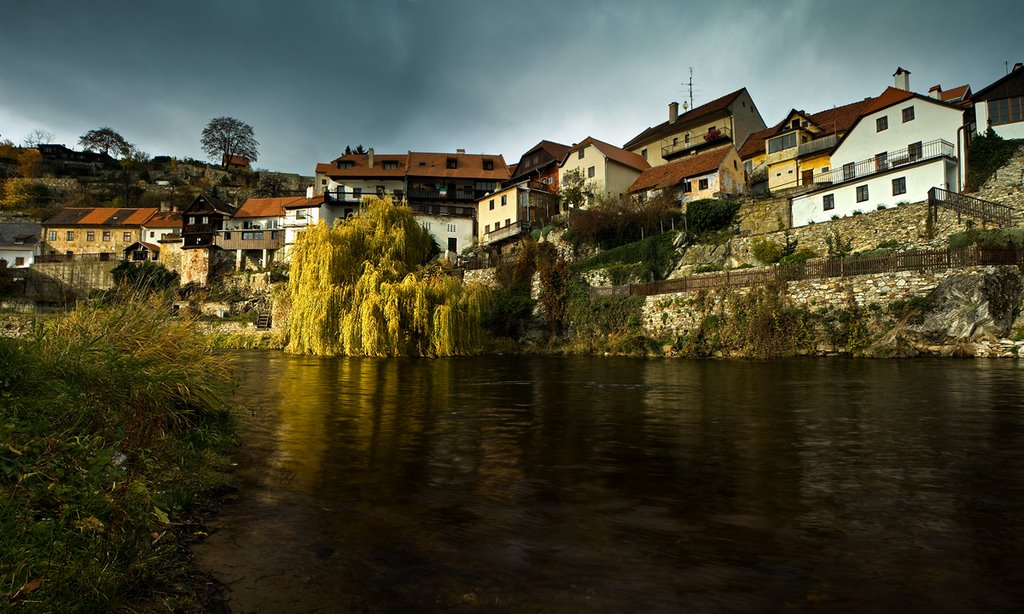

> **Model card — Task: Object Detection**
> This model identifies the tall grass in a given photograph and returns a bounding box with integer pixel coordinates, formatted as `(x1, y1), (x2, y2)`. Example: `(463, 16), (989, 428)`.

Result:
(0, 298), (236, 611)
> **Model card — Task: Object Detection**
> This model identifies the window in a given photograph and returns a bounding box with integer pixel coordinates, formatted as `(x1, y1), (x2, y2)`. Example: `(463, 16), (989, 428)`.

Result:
(14, 257), (24, 266)
(321, 178), (327, 185)
(422, 222), (431, 230)
(856, 185), (869, 202)
(493, 220), (500, 230)
(842, 162), (856, 180)
(744, 160), (753, 173)
(641, 148), (648, 160)
(988, 96), (1024, 125)
(902, 106), (915, 123)
(489, 199), (494, 210)
(682, 181), (692, 193)
(48, 230), (56, 241)
(892, 176), (907, 195)
(446, 158), (457, 169)
(383, 161), (399, 170)
(201, 216), (209, 224)
(908, 141), (923, 161)
(66, 231), (74, 241)
(103, 231), (111, 241)
(578, 149), (584, 159)
(501, 195), (507, 206)
(698, 178), (709, 190)
(150, 231), (155, 238)
(505, 218), (510, 227)
(188, 216), (196, 224)
(823, 194), (835, 211)
(767, 132), (797, 153)
(447, 223), (456, 233)
(123, 232), (131, 242)
(875, 152), (888, 170)
(224, 232), (232, 240)
(87, 231), (95, 241)
(484, 224), (490, 233)
(876, 116), (888, 132)
(482, 159), (494, 170)
(791, 119), (800, 129)
(672, 137), (678, 146)
(376, 185), (385, 196)
(587, 166), (595, 178)
(353, 187), (362, 198)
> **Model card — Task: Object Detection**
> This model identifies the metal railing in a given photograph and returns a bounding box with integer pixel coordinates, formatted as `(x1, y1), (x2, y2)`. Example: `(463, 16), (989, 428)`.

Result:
(928, 187), (1014, 227)
(661, 126), (732, 159)
(810, 139), (954, 187)
(482, 221), (529, 244)
(598, 245), (1022, 298)
(406, 187), (478, 202)
(797, 133), (838, 157)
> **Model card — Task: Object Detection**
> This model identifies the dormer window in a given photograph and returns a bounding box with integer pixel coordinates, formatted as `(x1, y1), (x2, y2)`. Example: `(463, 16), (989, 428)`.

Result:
(446, 157), (457, 169)
(382, 161), (399, 170)
(338, 161), (354, 170)
(482, 159), (494, 170)
(791, 119), (800, 129)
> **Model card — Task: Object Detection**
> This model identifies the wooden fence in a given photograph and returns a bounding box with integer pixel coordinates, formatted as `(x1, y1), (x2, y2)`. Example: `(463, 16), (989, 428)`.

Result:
(591, 245), (1024, 299)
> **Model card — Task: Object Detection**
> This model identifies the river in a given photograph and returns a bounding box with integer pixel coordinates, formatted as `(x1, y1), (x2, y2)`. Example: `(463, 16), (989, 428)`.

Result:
(192, 353), (1024, 612)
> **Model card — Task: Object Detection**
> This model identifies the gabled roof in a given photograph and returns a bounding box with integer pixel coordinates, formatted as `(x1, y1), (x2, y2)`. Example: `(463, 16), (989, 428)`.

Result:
(937, 84), (971, 104)
(508, 140), (571, 182)
(318, 153), (408, 179)
(623, 88), (747, 150)
(406, 152), (510, 180)
(235, 196), (293, 218)
(143, 211), (182, 228)
(973, 64), (1024, 101)
(839, 87), (963, 138)
(183, 193), (235, 216)
(44, 207), (159, 228)
(628, 146), (733, 193)
(281, 195), (328, 210)
(0, 222), (41, 247)
(563, 137), (650, 172)
(123, 241), (160, 253)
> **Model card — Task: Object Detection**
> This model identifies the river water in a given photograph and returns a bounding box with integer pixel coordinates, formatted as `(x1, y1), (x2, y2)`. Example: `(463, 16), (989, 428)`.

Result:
(192, 353), (1024, 612)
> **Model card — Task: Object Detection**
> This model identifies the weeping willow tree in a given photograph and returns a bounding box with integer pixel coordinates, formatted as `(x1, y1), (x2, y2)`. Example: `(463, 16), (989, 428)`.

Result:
(286, 196), (490, 356)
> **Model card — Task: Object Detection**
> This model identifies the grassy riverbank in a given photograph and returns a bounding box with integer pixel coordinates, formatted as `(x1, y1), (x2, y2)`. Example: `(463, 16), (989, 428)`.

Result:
(0, 302), (237, 611)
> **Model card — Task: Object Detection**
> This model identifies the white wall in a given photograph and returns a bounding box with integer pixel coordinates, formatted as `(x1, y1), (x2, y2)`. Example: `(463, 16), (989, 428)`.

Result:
(791, 158), (956, 226)
(416, 214), (474, 256)
(0, 248), (35, 267)
(833, 98), (963, 168)
(141, 227), (179, 243)
(975, 103), (1024, 140)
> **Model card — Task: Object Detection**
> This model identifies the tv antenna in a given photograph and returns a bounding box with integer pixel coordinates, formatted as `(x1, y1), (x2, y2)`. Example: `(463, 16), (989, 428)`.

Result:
(678, 67), (697, 110)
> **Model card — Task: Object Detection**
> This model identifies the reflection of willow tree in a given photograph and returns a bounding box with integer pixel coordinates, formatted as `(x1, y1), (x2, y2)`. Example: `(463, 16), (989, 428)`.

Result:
(287, 196), (490, 356)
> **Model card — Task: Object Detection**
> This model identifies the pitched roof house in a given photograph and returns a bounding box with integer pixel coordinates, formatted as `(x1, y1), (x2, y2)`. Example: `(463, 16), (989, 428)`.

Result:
(623, 88), (766, 167)
(0, 222), (41, 268)
(973, 62), (1024, 139)
(628, 146), (745, 205)
(559, 137), (650, 209)
(43, 207), (160, 257)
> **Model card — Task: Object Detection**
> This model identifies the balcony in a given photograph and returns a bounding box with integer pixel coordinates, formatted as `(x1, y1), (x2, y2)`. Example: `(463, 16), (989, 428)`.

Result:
(215, 230), (284, 250)
(662, 126), (732, 159)
(408, 203), (476, 218)
(406, 187), (479, 202)
(797, 133), (838, 157)
(324, 188), (404, 203)
(483, 221), (529, 244)
(810, 139), (954, 187)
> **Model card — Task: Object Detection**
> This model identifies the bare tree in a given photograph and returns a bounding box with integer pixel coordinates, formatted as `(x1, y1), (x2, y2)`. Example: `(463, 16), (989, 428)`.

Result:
(22, 129), (55, 147)
(79, 127), (130, 157)
(201, 117), (258, 168)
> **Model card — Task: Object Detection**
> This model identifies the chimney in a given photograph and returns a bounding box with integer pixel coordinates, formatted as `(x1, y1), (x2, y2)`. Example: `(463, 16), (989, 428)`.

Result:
(367, 147), (374, 168)
(669, 101), (679, 124)
(306, 186), (314, 198)
(159, 200), (169, 212)
(893, 67), (911, 91)
(456, 148), (465, 154)
(929, 84), (942, 99)
(1014, 62), (1024, 72)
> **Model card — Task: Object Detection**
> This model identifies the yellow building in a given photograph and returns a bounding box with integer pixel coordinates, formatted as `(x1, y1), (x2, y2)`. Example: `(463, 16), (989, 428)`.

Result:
(558, 137), (650, 208)
(476, 181), (559, 247)
(42, 207), (162, 258)
(623, 88), (766, 168)
(627, 146), (746, 205)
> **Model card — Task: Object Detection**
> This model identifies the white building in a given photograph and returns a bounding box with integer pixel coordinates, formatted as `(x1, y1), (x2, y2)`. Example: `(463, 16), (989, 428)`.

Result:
(792, 82), (965, 226)
(0, 223), (41, 268)
(559, 137), (650, 208)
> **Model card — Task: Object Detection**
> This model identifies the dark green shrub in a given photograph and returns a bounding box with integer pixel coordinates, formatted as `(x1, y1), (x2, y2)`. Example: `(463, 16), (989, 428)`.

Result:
(779, 249), (815, 265)
(694, 263), (724, 273)
(948, 227), (1024, 249)
(749, 237), (783, 264)
(966, 130), (1024, 191)
(111, 260), (179, 292)
(685, 199), (741, 234)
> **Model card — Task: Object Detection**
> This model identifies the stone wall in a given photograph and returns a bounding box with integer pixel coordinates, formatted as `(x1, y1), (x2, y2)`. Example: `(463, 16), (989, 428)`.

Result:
(735, 194), (792, 235)
(972, 144), (1024, 220)
(32, 260), (118, 292)
(463, 268), (498, 288)
(179, 249), (210, 286)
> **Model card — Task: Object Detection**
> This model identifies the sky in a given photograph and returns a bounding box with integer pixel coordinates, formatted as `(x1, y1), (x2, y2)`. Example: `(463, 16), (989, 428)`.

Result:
(1, 0), (1021, 176)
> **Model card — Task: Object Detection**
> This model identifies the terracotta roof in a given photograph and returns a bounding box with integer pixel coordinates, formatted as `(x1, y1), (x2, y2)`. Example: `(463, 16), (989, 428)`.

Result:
(223, 154), (251, 168)
(44, 207), (158, 228)
(628, 146), (733, 193)
(801, 97), (878, 136)
(144, 211), (182, 228)
(235, 196), (294, 218)
(938, 84), (971, 103)
(124, 241), (161, 253)
(406, 152), (510, 180)
(737, 125), (780, 160)
(623, 88), (747, 150)
(281, 195), (328, 210)
(320, 153), (408, 179)
(563, 137), (651, 172)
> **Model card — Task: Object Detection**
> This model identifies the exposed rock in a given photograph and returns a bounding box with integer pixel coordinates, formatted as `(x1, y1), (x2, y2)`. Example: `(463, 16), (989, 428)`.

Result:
(907, 266), (1021, 341)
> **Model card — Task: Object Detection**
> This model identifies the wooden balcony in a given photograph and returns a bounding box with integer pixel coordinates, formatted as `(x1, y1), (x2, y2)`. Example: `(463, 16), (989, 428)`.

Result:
(482, 220), (529, 245)
(215, 230), (284, 250)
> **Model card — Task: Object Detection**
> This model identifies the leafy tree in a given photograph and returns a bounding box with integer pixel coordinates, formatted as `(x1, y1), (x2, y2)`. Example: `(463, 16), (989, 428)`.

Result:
(22, 129), (54, 147)
(558, 167), (596, 211)
(78, 127), (129, 156)
(200, 117), (258, 168)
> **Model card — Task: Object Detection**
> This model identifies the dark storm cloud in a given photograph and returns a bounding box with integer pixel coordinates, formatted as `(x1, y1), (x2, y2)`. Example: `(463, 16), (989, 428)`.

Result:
(1, 0), (1021, 175)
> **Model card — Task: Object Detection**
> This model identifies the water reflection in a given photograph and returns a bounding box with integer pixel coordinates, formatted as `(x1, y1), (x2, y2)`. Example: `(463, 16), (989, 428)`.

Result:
(193, 354), (1024, 612)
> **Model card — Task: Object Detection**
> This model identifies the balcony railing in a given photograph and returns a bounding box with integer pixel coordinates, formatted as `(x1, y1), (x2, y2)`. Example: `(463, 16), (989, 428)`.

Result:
(324, 188), (404, 203)
(406, 187), (479, 202)
(810, 139), (954, 187)
(797, 133), (838, 157)
(482, 220), (529, 244)
(215, 230), (285, 250)
(662, 126), (732, 159)
(408, 203), (476, 217)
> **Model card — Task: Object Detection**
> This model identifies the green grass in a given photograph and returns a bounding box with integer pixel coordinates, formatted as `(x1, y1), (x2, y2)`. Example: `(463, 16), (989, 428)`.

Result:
(573, 231), (678, 280)
(0, 300), (237, 612)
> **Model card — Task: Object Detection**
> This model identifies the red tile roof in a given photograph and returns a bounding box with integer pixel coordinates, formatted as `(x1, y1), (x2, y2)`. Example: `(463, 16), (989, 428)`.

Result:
(628, 146), (733, 193)
(564, 137), (650, 172)
(144, 211), (182, 228)
(44, 207), (159, 228)
(234, 196), (296, 218)
(281, 195), (328, 210)
(623, 88), (747, 150)
(320, 153), (408, 179)
(406, 152), (510, 180)
(939, 84), (970, 102)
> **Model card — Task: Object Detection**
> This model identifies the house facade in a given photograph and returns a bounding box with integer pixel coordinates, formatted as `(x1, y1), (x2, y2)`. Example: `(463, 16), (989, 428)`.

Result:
(627, 146), (745, 205)
(791, 86), (964, 225)
(623, 88), (766, 168)
(181, 194), (236, 249)
(42, 207), (157, 257)
(973, 63), (1024, 139)
(559, 137), (650, 208)
(0, 223), (41, 268)
(219, 196), (291, 269)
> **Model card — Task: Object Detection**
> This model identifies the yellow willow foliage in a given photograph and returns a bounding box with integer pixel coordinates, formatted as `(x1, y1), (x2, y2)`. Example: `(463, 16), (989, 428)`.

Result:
(286, 196), (490, 356)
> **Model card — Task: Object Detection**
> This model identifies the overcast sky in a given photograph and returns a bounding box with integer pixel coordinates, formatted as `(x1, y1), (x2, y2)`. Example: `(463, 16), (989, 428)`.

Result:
(1, 0), (1020, 176)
